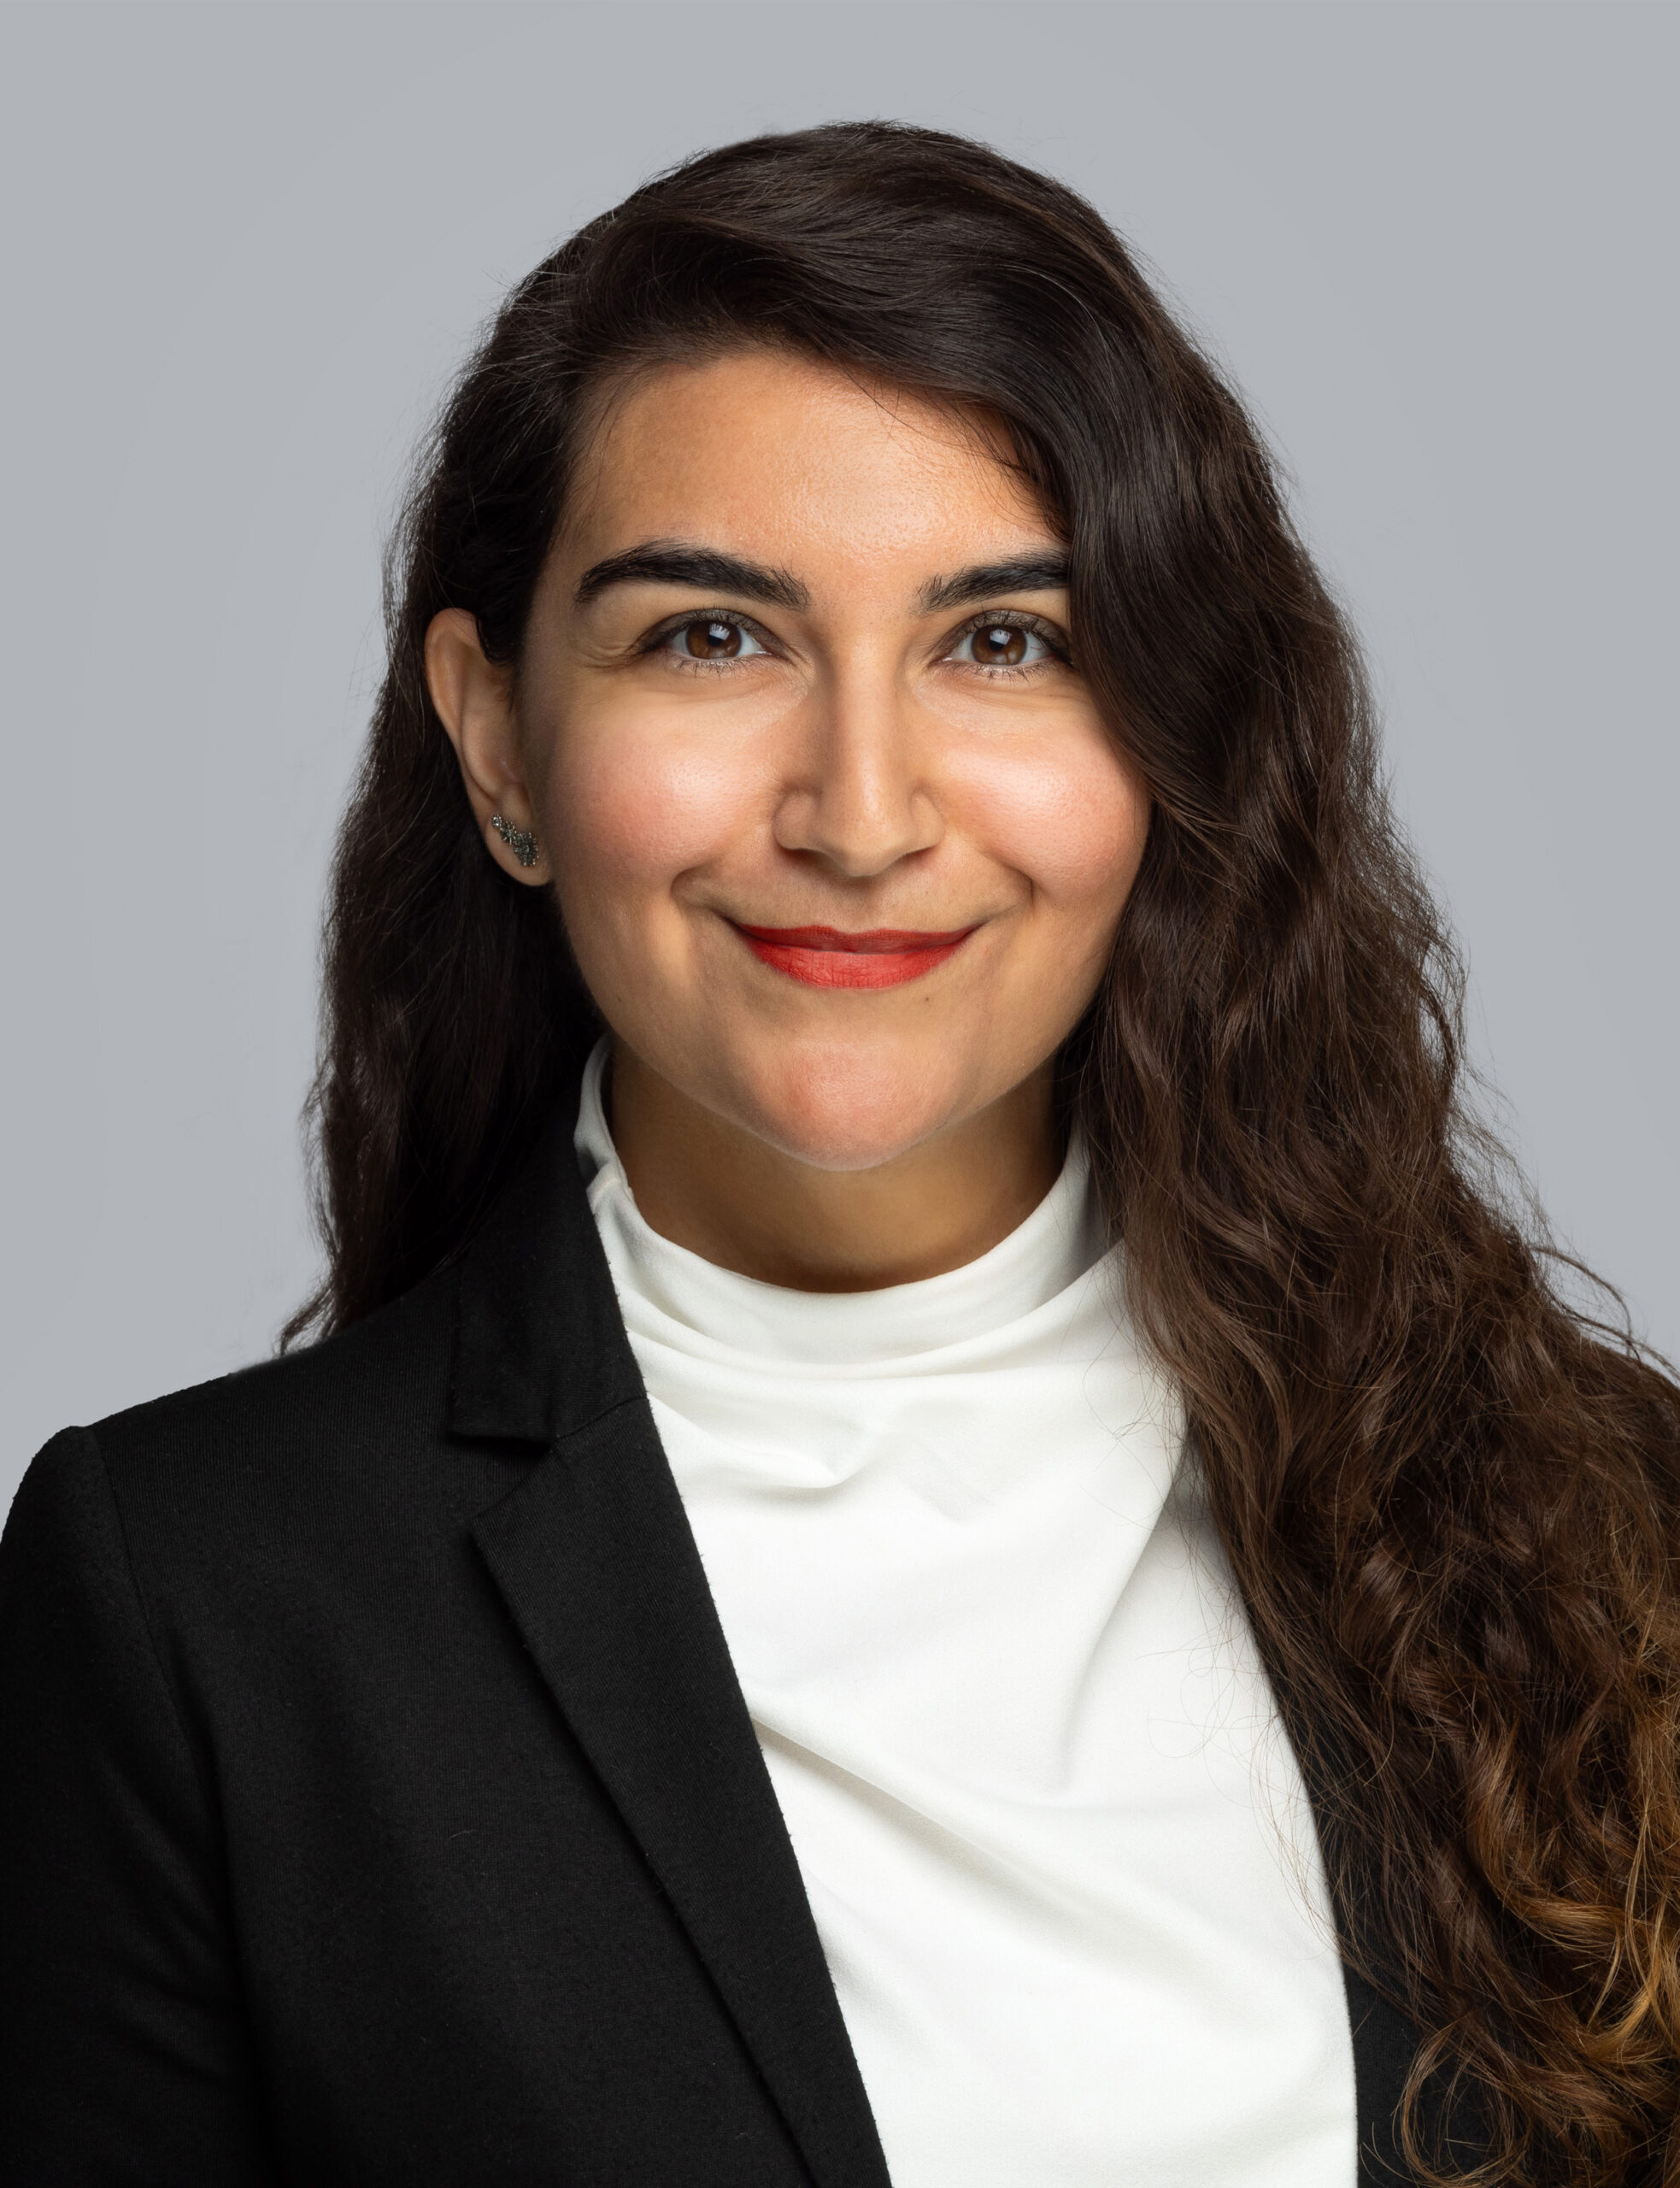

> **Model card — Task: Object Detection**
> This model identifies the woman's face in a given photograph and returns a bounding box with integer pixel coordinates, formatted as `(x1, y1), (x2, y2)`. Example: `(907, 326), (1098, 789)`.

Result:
(442, 350), (1150, 1172)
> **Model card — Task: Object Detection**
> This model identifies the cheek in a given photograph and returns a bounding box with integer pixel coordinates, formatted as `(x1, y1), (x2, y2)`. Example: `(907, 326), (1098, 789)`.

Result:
(966, 732), (1150, 915)
(541, 723), (766, 902)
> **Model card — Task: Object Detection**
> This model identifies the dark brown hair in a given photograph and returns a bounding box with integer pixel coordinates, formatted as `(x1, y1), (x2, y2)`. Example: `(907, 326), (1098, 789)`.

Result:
(291, 123), (1680, 2184)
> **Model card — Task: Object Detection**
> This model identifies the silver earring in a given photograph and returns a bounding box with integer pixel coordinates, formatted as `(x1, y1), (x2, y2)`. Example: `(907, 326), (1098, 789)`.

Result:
(490, 813), (541, 869)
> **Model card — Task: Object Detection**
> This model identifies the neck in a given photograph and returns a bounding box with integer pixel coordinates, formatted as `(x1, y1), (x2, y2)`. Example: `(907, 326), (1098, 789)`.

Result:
(607, 1046), (1062, 1292)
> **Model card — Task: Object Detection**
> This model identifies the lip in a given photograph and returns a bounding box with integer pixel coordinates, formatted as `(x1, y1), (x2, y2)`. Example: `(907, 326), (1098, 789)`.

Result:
(732, 921), (977, 990)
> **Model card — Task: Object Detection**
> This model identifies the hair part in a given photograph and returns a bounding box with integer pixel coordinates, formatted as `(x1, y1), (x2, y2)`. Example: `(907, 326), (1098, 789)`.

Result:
(289, 121), (1680, 2185)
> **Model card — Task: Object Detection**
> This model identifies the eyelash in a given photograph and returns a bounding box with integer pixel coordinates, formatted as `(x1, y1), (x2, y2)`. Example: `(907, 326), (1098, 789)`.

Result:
(640, 607), (1072, 679)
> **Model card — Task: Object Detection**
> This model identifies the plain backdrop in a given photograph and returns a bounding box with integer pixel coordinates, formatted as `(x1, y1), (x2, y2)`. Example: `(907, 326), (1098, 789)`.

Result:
(3, 1), (1675, 1517)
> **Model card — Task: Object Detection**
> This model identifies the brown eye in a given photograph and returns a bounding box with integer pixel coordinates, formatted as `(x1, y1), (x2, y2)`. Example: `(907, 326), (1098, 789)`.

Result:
(655, 614), (767, 668)
(952, 619), (1059, 671)
(973, 623), (1028, 668)
(684, 619), (743, 659)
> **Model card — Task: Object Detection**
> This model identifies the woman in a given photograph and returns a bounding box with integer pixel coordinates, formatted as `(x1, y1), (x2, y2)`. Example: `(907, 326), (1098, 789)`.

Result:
(3, 121), (1677, 2188)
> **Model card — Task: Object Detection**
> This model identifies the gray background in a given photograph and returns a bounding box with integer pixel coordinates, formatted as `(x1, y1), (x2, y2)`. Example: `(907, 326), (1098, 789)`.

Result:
(3, 1), (1675, 1518)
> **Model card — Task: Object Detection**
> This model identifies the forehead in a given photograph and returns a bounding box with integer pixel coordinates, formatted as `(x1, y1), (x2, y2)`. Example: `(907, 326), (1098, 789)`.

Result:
(560, 349), (1059, 585)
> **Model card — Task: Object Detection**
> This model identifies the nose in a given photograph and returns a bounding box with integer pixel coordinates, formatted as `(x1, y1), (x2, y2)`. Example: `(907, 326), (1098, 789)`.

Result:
(772, 665), (942, 879)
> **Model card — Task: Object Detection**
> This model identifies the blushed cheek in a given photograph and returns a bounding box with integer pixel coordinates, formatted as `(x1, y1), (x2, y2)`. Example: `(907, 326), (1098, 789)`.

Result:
(967, 740), (1150, 913)
(544, 727), (767, 904)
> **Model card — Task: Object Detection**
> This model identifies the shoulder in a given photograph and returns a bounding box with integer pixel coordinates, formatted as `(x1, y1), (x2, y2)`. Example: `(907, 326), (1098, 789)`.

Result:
(7, 1262), (506, 1624)
(96, 1261), (460, 1470)
(9, 1101), (627, 1638)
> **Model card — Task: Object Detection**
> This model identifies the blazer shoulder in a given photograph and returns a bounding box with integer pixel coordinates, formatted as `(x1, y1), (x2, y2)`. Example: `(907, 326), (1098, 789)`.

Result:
(89, 1263), (461, 1471)
(25, 1267), (479, 1598)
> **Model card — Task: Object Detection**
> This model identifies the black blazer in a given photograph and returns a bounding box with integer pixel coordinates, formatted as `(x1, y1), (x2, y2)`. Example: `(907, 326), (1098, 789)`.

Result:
(0, 1103), (1480, 2185)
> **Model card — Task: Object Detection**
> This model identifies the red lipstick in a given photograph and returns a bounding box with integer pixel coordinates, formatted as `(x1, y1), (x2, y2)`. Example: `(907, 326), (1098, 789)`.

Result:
(734, 922), (975, 989)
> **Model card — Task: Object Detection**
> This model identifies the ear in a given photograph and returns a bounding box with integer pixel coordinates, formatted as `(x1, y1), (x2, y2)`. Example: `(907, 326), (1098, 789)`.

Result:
(424, 608), (552, 885)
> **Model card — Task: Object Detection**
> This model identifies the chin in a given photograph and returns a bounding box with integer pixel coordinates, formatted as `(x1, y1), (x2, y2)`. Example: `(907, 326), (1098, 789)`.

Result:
(725, 1035), (981, 1173)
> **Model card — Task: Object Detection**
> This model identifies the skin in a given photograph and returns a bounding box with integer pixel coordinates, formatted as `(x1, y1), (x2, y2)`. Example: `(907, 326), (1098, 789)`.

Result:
(426, 350), (1151, 1291)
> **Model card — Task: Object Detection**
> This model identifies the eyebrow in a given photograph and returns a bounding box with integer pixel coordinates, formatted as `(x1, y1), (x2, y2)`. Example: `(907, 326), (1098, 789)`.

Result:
(917, 554), (1071, 613)
(574, 541), (809, 609)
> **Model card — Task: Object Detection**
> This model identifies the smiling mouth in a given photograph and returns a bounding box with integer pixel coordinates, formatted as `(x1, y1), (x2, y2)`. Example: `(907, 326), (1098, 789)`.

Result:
(732, 921), (978, 989)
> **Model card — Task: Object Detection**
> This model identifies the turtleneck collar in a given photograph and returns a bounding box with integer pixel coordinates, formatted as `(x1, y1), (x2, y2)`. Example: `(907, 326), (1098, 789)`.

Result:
(572, 1037), (1110, 1371)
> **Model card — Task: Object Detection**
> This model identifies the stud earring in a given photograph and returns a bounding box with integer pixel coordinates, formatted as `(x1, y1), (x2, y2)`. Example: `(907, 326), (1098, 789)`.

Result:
(490, 813), (542, 869)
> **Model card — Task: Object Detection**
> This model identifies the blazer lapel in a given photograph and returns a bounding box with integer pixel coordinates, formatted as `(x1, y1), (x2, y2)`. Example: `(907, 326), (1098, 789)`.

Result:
(455, 1107), (891, 2188)
(1278, 1701), (1489, 2185)
(1343, 1962), (1430, 2185)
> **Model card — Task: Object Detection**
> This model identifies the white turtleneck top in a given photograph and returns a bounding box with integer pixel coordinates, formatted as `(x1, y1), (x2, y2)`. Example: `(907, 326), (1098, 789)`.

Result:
(574, 1042), (1357, 2187)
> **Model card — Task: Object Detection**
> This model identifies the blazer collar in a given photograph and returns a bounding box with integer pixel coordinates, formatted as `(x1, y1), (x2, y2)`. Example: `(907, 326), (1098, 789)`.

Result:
(449, 1092), (642, 1444)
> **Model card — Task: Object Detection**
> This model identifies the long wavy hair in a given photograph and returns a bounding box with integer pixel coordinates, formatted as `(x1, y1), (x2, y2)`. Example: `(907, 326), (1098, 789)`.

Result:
(289, 123), (1680, 2184)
